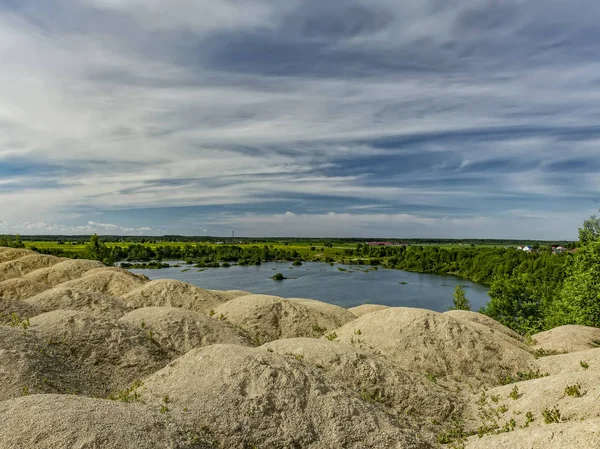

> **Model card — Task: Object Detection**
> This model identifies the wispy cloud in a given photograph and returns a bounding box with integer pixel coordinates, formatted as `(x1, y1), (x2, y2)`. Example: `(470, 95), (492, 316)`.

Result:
(1, 1), (599, 238)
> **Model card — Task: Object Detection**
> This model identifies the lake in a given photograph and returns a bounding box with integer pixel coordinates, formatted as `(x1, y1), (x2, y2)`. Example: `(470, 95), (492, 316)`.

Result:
(129, 262), (490, 312)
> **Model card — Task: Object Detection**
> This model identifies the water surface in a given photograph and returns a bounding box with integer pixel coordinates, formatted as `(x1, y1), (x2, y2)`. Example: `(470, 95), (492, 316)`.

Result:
(130, 262), (490, 312)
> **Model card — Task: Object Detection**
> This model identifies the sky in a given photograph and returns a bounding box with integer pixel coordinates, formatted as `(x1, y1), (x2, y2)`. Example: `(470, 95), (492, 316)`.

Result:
(1, 0), (600, 239)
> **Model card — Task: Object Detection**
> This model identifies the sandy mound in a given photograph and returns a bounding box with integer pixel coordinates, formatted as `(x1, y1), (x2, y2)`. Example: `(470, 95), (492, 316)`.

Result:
(536, 347), (600, 375)
(289, 297), (356, 321)
(213, 294), (356, 344)
(208, 289), (252, 301)
(0, 395), (214, 449)
(464, 419), (600, 449)
(332, 308), (535, 385)
(23, 259), (105, 286)
(57, 269), (147, 297)
(122, 280), (225, 315)
(531, 325), (600, 353)
(119, 307), (253, 354)
(262, 338), (460, 425)
(445, 310), (523, 341)
(0, 298), (42, 324)
(0, 247), (35, 263)
(463, 370), (600, 435)
(0, 277), (49, 300)
(29, 310), (173, 397)
(348, 304), (390, 317)
(0, 326), (72, 400)
(0, 254), (63, 282)
(24, 286), (131, 319)
(138, 344), (431, 449)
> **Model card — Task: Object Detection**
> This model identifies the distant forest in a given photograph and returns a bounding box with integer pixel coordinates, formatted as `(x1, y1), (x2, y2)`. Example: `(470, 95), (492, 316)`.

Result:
(6, 234), (575, 246)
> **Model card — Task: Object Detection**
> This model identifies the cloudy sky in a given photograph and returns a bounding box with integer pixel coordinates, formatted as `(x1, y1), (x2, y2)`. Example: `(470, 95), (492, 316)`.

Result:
(1, 0), (599, 239)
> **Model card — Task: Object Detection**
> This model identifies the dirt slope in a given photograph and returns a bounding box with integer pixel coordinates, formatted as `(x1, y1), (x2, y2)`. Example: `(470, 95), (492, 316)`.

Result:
(25, 286), (131, 319)
(531, 325), (600, 353)
(332, 307), (535, 385)
(138, 344), (432, 449)
(261, 337), (461, 425)
(213, 294), (356, 343)
(122, 279), (225, 314)
(0, 277), (49, 300)
(28, 310), (174, 397)
(0, 254), (63, 282)
(119, 307), (253, 354)
(348, 304), (390, 317)
(0, 395), (214, 449)
(57, 269), (147, 297)
(444, 310), (523, 341)
(23, 259), (104, 286)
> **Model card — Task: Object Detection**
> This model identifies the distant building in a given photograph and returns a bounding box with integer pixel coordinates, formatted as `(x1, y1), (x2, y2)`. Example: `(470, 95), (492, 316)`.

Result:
(553, 246), (567, 254)
(522, 246), (533, 252)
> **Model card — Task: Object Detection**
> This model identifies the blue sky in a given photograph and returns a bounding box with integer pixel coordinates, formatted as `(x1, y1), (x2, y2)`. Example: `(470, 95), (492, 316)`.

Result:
(1, 0), (599, 238)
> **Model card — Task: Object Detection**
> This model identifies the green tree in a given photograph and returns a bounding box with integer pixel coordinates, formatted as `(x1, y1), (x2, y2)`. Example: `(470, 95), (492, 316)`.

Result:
(450, 285), (471, 311)
(13, 234), (24, 248)
(482, 274), (548, 334)
(85, 234), (114, 266)
(578, 213), (600, 245)
(547, 242), (600, 328)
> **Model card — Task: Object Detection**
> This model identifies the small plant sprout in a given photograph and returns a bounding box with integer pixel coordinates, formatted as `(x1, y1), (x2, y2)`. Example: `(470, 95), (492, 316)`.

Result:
(21, 386), (30, 396)
(209, 310), (216, 317)
(354, 329), (362, 335)
(542, 406), (561, 424)
(426, 373), (438, 384)
(580, 361), (590, 370)
(509, 386), (521, 400)
(564, 384), (584, 398)
(524, 411), (535, 427)
(325, 332), (337, 341)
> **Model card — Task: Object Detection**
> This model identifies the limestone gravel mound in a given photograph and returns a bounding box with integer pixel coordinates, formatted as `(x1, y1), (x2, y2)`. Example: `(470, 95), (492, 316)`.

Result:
(139, 344), (432, 449)
(23, 259), (105, 286)
(444, 310), (523, 341)
(536, 347), (600, 375)
(261, 338), (460, 424)
(119, 307), (253, 354)
(531, 325), (600, 353)
(332, 307), (535, 385)
(289, 297), (356, 322)
(208, 289), (252, 301)
(0, 326), (72, 400)
(348, 303), (389, 317)
(24, 287), (131, 319)
(463, 370), (600, 433)
(213, 294), (356, 343)
(0, 277), (49, 300)
(463, 419), (600, 449)
(122, 280), (225, 315)
(58, 269), (147, 297)
(0, 298), (41, 324)
(29, 310), (174, 397)
(0, 395), (215, 449)
(0, 254), (63, 282)
(0, 247), (35, 263)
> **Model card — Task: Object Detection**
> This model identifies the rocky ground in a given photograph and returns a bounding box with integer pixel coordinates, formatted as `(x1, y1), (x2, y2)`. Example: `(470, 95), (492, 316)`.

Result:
(0, 246), (598, 448)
